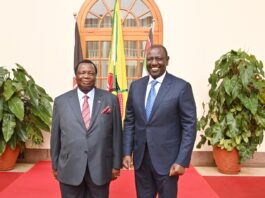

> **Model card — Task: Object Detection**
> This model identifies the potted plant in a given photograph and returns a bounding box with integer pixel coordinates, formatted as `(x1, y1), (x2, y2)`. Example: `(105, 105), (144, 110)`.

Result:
(0, 64), (53, 170)
(197, 49), (265, 174)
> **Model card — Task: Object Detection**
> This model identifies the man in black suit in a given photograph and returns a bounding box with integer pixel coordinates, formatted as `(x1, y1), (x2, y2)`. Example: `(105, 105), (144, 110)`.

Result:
(51, 60), (122, 198)
(123, 44), (197, 198)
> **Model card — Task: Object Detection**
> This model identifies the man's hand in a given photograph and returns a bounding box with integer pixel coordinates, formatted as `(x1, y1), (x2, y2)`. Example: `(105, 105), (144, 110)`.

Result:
(123, 155), (133, 169)
(52, 169), (58, 179)
(112, 169), (120, 180)
(169, 163), (185, 176)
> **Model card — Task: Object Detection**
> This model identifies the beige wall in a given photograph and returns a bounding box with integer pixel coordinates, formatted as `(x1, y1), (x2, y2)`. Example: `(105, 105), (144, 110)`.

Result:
(1, 0), (265, 151)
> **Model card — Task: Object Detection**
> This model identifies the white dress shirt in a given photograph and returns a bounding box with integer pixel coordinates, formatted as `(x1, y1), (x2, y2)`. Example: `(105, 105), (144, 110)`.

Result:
(145, 72), (166, 107)
(77, 88), (95, 118)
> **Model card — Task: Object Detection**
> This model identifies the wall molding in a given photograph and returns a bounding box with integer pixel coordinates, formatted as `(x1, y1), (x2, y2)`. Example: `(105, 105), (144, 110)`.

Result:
(18, 149), (265, 167)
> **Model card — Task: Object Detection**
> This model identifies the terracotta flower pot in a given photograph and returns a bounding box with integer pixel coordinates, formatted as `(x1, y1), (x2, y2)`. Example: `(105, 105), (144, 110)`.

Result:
(213, 146), (240, 174)
(0, 145), (20, 171)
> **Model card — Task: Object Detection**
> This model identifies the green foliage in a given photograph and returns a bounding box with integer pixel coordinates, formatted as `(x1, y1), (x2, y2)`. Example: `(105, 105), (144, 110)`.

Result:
(0, 64), (53, 156)
(197, 50), (265, 163)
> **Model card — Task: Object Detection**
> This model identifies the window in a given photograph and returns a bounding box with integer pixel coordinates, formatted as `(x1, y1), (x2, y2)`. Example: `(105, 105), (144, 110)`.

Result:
(77, 0), (163, 89)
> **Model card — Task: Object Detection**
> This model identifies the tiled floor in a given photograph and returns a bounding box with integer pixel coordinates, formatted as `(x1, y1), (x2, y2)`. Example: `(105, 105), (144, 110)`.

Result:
(4, 163), (265, 177)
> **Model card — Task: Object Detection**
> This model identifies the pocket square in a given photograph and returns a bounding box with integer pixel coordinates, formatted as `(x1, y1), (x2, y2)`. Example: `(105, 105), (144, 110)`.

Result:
(101, 106), (112, 114)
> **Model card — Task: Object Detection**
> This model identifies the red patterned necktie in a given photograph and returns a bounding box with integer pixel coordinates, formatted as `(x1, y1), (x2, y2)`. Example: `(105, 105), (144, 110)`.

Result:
(82, 95), (90, 129)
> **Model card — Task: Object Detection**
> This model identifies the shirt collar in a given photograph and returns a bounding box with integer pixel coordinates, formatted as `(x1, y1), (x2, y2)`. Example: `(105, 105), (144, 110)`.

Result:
(77, 87), (95, 99)
(148, 71), (166, 84)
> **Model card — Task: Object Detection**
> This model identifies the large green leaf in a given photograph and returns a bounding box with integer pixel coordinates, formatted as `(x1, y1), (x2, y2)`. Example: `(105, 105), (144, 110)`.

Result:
(3, 79), (15, 100)
(226, 112), (239, 136)
(0, 67), (9, 87)
(196, 135), (207, 148)
(40, 98), (52, 117)
(12, 69), (27, 85)
(32, 105), (51, 127)
(2, 113), (16, 142)
(255, 129), (263, 137)
(26, 124), (43, 145)
(15, 63), (34, 82)
(255, 114), (265, 128)
(30, 114), (50, 132)
(12, 81), (23, 92)
(208, 73), (218, 88)
(241, 131), (251, 143)
(223, 77), (233, 96)
(223, 139), (235, 151)
(197, 116), (208, 130)
(8, 96), (24, 121)
(254, 80), (265, 91)
(0, 98), (3, 120)
(257, 60), (265, 75)
(210, 124), (223, 145)
(15, 121), (28, 142)
(36, 85), (53, 102)
(0, 140), (6, 156)
(218, 90), (226, 110)
(215, 58), (230, 78)
(8, 136), (19, 150)
(240, 62), (253, 87)
(230, 77), (242, 100)
(238, 94), (258, 115)
(25, 80), (39, 107)
(235, 136), (242, 144)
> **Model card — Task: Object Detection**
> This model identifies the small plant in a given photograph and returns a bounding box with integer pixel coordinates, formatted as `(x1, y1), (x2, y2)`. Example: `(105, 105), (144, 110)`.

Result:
(197, 49), (265, 163)
(0, 64), (53, 155)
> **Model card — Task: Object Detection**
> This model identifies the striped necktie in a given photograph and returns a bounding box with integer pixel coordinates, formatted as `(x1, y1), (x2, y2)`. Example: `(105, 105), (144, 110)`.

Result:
(82, 95), (90, 129)
(145, 80), (158, 120)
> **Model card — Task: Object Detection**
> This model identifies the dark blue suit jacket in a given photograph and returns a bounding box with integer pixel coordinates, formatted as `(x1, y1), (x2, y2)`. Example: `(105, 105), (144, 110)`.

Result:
(123, 72), (197, 175)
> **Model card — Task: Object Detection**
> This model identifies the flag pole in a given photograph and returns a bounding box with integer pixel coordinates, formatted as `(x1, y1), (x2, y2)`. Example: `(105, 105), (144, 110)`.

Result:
(107, 0), (128, 120)
(142, 20), (155, 77)
(73, 13), (83, 88)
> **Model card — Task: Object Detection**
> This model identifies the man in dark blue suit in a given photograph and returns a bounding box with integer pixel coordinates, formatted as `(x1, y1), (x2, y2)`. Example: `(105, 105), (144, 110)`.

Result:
(123, 44), (197, 198)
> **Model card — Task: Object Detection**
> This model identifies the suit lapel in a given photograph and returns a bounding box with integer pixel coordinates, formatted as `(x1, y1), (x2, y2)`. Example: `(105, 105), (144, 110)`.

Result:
(149, 73), (172, 120)
(87, 88), (103, 130)
(68, 89), (84, 127)
(139, 77), (149, 121)
(68, 88), (104, 131)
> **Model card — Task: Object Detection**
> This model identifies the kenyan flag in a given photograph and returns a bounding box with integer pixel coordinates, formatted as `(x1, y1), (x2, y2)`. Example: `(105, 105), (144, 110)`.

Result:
(107, 0), (128, 120)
